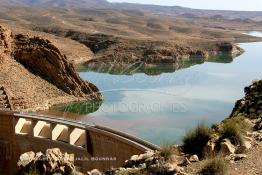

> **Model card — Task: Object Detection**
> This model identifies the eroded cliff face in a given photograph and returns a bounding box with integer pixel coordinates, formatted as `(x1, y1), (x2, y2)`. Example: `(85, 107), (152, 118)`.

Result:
(0, 25), (102, 111)
(12, 34), (101, 99)
(230, 79), (262, 119)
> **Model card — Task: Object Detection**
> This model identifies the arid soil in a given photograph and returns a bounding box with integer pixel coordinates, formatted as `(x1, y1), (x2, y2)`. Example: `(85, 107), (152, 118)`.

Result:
(10, 26), (94, 64)
(186, 138), (262, 175)
(35, 27), (245, 65)
(228, 141), (262, 175)
(1, 5), (262, 66)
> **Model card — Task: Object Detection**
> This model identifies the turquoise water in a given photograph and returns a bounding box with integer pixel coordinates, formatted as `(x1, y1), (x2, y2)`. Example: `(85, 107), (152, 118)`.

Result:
(55, 32), (262, 145)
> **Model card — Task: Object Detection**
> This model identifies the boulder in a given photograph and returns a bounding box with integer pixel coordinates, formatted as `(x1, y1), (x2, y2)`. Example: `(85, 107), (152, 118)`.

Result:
(243, 136), (253, 142)
(125, 151), (155, 168)
(204, 141), (216, 155)
(237, 140), (252, 153)
(220, 139), (236, 155)
(106, 147), (191, 175)
(61, 152), (75, 173)
(189, 155), (199, 162)
(250, 131), (262, 141)
(88, 169), (102, 175)
(141, 151), (154, 159)
(17, 151), (35, 168)
(204, 134), (220, 155)
(233, 154), (247, 161)
(17, 148), (75, 174)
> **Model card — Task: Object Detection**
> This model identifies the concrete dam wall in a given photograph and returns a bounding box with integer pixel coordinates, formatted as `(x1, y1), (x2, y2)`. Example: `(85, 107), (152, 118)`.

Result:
(0, 111), (159, 175)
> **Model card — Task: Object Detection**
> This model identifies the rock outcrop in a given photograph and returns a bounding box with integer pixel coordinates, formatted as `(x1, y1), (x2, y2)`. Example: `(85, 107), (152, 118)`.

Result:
(17, 148), (75, 175)
(0, 25), (12, 54)
(216, 42), (244, 56)
(220, 139), (236, 154)
(0, 25), (102, 111)
(104, 150), (188, 175)
(13, 34), (101, 99)
(230, 79), (262, 119)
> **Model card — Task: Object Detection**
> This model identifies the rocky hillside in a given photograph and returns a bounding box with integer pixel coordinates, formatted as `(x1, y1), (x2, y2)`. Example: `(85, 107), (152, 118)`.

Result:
(37, 28), (244, 65)
(1, 0), (262, 21)
(0, 25), (102, 111)
(230, 79), (262, 119)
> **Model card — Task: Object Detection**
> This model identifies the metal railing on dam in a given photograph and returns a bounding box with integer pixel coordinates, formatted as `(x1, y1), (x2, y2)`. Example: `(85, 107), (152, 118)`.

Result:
(0, 111), (159, 175)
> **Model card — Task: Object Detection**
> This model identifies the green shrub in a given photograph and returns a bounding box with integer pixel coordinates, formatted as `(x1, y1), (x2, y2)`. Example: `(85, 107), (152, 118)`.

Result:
(220, 121), (243, 145)
(200, 155), (228, 175)
(224, 117), (252, 132)
(159, 144), (173, 161)
(211, 123), (220, 132)
(220, 117), (251, 145)
(182, 124), (212, 158)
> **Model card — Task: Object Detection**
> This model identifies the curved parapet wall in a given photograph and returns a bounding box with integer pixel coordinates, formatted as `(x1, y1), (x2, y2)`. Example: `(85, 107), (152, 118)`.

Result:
(0, 111), (159, 175)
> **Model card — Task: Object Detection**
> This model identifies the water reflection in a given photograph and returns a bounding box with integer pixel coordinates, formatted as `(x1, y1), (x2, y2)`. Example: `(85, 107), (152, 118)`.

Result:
(56, 54), (236, 115)
(50, 101), (102, 115)
(44, 41), (262, 145)
(77, 53), (236, 76)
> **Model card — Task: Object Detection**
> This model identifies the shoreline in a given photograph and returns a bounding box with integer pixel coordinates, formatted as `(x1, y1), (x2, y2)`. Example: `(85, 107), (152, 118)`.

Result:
(0, 22), (259, 114)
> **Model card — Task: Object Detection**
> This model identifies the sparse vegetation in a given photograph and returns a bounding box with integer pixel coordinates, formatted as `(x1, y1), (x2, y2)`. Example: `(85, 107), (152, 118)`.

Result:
(70, 171), (83, 175)
(130, 170), (149, 175)
(159, 144), (173, 161)
(200, 155), (228, 175)
(118, 169), (149, 175)
(224, 116), (252, 132)
(22, 167), (40, 175)
(211, 123), (220, 131)
(182, 124), (213, 158)
(220, 121), (243, 145)
(220, 117), (251, 145)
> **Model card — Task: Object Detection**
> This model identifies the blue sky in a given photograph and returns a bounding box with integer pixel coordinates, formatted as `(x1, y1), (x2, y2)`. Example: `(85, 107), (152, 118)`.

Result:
(108, 0), (262, 11)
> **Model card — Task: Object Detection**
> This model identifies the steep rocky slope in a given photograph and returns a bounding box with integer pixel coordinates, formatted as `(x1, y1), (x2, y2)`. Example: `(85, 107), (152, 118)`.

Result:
(0, 25), (102, 111)
(230, 79), (262, 119)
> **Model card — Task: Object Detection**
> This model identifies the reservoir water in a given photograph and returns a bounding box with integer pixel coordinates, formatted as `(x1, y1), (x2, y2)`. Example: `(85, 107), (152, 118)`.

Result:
(51, 32), (262, 145)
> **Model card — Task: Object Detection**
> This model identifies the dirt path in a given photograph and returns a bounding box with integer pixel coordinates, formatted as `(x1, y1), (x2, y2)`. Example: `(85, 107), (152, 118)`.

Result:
(229, 141), (262, 175)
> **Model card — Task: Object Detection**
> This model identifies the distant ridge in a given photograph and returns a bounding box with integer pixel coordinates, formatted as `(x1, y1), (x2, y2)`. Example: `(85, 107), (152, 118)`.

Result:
(0, 0), (110, 8)
(0, 0), (261, 21)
